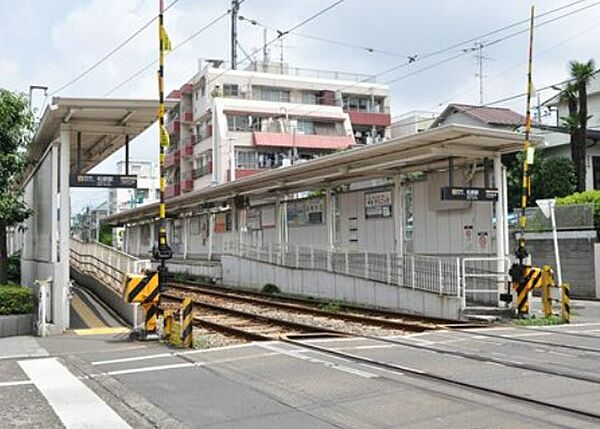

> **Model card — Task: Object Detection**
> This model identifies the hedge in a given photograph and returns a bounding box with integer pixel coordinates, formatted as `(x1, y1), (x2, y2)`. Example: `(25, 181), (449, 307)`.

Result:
(557, 190), (600, 230)
(0, 285), (34, 315)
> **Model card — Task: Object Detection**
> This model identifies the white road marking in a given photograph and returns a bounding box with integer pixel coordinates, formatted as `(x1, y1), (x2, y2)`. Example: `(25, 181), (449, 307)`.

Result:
(91, 342), (256, 365)
(502, 332), (552, 338)
(258, 343), (378, 378)
(105, 362), (197, 376)
(0, 380), (34, 387)
(18, 357), (130, 429)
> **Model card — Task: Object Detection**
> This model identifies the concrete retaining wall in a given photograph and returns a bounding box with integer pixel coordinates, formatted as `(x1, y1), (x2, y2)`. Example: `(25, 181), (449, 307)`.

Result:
(0, 314), (33, 338)
(70, 268), (141, 327)
(510, 231), (598, 299)
(222, 255), (462, 320)
(161, 259), (223, 281)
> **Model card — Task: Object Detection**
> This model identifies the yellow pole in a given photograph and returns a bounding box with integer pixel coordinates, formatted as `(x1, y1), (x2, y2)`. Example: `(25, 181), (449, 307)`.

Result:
(511, 5), (535, 317)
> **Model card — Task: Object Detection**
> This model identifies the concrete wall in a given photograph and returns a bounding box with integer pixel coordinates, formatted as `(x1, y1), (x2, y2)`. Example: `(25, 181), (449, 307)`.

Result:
(71, 268), (141, 327)
(511, 231), (598, 299)
(160, 259), (223, 281)
(0, 314), (33, 338)
(222, 255), (463, 320)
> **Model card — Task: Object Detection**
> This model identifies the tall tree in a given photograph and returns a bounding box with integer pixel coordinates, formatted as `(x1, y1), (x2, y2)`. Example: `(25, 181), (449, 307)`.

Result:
(568, 60), (596, 192)
(559, 82), (579, 168)
(0, 89), (34, 284)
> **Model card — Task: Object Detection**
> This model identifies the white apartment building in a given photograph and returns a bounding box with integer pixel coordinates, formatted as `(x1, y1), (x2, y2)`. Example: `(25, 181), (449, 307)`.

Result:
(164, 60), (391, 197)
(108, 160), (160, 249)
(391, 110), (438, 138)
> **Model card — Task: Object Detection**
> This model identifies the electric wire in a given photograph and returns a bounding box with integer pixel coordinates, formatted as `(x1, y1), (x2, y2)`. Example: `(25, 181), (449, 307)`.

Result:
(104, 10), (230, 96)
(50, 0), (182, 96)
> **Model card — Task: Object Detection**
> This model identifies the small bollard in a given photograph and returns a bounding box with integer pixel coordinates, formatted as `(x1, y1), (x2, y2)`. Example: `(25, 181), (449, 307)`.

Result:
(561, 283), (571, 324)
(181, 297), (193, 348)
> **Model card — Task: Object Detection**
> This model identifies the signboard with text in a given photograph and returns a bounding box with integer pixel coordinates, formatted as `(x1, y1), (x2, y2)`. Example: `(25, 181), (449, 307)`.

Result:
(70, 174), (137, 189)
(365, 191), (392, 219)
(441, 187), (498, 202)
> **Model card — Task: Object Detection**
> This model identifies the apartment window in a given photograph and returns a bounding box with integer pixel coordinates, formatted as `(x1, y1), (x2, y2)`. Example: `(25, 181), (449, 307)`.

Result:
(296, 119), (315, 135)
(223, 84), (239, 97)
(236, 150), (257, 169)
(199, 77), (206, 97)
(302, 91), (317, 104)
(227, 115), (250, 131)
(257, 86), (290, 103)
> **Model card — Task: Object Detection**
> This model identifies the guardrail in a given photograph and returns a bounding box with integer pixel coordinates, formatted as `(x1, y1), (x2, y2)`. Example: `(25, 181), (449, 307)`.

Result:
(70, 237), (151, 293)
(224, 242), (462, 297)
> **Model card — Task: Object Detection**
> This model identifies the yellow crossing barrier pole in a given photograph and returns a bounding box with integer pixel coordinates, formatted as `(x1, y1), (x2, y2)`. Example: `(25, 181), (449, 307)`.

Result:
(510, 6), (536, 317)
(561, 283), (571, 323)
(181, 297), (193, 348)
(540, 265), (555, 317)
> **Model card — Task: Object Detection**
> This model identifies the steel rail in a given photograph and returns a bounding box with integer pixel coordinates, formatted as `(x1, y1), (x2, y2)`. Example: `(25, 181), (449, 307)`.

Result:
(161, 292), (348, 339)
(167, 282), (459, 331)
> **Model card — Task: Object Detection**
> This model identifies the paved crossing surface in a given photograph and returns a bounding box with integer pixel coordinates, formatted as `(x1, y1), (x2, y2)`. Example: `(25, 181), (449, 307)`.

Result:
(1, 320), (600, 428)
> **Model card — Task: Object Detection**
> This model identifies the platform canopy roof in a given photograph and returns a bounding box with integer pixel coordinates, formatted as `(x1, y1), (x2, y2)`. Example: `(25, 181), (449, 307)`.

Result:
(25, 97), (177, 180)
(104, 124), (538, 226)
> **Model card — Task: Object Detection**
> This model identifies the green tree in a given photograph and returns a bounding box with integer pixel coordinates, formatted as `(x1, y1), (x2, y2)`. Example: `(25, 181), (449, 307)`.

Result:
(506, 152), (576, 211)
(562, 60), (596, 192)
(0, 89), (34, 284)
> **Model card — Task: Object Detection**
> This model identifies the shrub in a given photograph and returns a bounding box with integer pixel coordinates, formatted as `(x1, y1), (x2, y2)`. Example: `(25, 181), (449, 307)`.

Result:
(0, 285), (34, 315)
(557, 190), (600, 230)
(261, 283), (280, 295)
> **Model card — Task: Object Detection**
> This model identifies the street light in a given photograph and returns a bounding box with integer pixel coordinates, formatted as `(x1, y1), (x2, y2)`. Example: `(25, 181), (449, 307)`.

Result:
(28, 85), (48, 114)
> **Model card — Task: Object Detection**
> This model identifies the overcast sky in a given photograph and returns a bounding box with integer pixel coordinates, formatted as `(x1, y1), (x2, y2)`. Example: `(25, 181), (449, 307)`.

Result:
(2, 0), (599, 213)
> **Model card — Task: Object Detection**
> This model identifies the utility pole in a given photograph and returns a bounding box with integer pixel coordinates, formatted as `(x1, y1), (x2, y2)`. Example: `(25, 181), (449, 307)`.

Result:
(231, 0), (240, 69)
(463, 42), (490, 105)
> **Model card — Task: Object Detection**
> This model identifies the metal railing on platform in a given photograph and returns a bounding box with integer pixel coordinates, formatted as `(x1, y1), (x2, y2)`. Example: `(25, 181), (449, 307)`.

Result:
(70, 237), (151, 292)
(224, 242), (463, 297)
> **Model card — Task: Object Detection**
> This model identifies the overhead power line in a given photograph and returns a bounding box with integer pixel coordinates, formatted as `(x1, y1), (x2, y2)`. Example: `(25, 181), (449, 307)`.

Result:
(104, 11), (230, 96)
(50, 0), (182, 96)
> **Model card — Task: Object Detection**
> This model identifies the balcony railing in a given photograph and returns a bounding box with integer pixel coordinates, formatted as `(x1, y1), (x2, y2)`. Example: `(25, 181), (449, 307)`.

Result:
(164, 149), (181, 168)
(167, 119), (180, 136)
(182, 178), (194, 192)
(182, 141), (194, 157)
(165, 183), (181, 198)
(182, 111), (193, 122)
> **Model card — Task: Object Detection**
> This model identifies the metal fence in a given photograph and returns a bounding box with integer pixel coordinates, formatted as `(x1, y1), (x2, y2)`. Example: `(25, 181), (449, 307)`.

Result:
(70, 237), (151, 293)
(224, 242), (462, 297)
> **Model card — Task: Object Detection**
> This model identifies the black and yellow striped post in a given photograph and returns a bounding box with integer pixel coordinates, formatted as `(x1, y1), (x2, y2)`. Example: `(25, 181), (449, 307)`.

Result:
(152, 0), (173, 321)
(515, 266), (542, 316)
(512, 7), (536, 317)
(181, 297), (193, 348)
(561, 283), (571, 324)
(124, 271), (160, 336)
(541, 265), (555, 317)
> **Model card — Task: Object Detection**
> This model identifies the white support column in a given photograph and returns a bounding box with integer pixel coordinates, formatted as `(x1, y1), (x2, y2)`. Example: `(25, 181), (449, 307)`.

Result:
(393, 177), (405, 257)
(49, 143), (59, 326)
(326, 189), (335, 251)
(231, 199), (238, 253)
(502, 166), (510, 257)
(58, 129), (71, 331)
(208, 212), (215, 260)
(183, 217), (189, 259)
(494, 155), (507, 301)
(136, 224), (141, 257)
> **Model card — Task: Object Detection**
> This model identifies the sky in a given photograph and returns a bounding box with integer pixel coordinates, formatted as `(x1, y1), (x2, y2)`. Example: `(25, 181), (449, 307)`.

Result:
(2, 0), (599, 213)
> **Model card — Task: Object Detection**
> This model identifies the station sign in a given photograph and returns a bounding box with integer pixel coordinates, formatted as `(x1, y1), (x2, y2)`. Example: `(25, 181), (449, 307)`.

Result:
(70, 174), (138, 188)
(441, 187), (498, 202)
(365, 191), (392, 218)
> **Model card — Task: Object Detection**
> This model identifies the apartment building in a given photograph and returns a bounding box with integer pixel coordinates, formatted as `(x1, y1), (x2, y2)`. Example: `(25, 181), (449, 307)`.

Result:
(108, 160), (160, 248)
(108, 160), (160, 215)
(164, 60), (391, 197)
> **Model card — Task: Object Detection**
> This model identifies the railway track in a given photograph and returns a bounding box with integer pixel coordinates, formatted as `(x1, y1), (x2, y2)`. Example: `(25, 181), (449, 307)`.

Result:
(166, 282), (451, 334)
(161, 293), (348, 341)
